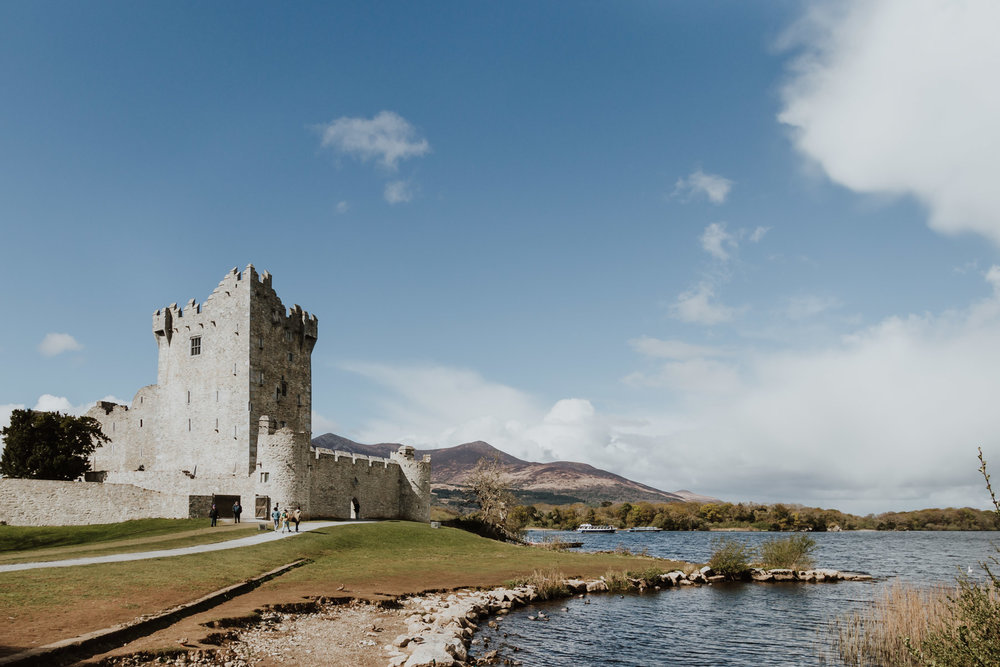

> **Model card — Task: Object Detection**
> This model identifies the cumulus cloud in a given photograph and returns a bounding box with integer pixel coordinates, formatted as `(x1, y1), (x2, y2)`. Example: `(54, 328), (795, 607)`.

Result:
(336, 201), (350, 214)
(749, 226), (770, 243)
(317, 110), (430, 170)
(670, 282), (741, 326)
(673, 169), (733, 204)
(780, 0), (1000, 244)
(384, 180), (415, 204)
(38, 333), (82, 357)
(336, 268), (1000, 512)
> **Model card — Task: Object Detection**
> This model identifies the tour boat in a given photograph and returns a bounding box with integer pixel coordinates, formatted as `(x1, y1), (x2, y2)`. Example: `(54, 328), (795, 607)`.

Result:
(576, 523), (617, 533)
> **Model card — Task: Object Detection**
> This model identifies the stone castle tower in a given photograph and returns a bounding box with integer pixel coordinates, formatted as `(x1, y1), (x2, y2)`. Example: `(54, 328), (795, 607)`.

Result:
(81, 265), (430, 523)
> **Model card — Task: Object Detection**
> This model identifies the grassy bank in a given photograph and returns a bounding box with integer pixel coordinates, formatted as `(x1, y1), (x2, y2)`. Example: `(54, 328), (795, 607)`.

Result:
(0, 521), (686, 655)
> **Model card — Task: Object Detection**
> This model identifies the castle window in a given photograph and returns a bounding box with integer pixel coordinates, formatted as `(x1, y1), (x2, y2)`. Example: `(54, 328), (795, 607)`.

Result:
(288, 352), (294, 362)
(191, 336), (201, 356)
(187, 390), (191, 404)
(260, 472), (269, 483)
(216, 390), (219, 402)
(275, 386), (280, 401)
(139, 419), (143, 428)
(297, 394), (301, 407)
(280, 421), (286, 428)
(258, 336), (264, 349)
(284, 330), (292, 342)
(281, 377), (287, 397)
(233, 425), (237, 437)
(258, 371), (264, 385)
(188, 419), (191, 431)
(215, 418), (219, 430)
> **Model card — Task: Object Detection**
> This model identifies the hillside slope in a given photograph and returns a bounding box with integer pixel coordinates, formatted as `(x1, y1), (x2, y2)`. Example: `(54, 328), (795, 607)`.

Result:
(312, 434), (712, 505)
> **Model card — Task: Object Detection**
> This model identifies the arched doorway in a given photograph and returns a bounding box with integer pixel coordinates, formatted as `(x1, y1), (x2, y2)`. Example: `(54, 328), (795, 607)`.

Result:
(350, 498), (360, 519)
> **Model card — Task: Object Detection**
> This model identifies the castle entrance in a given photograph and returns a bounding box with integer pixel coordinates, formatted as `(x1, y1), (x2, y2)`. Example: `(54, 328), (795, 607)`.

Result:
(213, 495), (241, 519)
(350, 498), (360, 519)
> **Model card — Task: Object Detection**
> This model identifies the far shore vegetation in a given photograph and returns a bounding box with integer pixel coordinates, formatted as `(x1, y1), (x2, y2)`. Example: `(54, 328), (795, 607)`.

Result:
(434, 497), (1000, 533)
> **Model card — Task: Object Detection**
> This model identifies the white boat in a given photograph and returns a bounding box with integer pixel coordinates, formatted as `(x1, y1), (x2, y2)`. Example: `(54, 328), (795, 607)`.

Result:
(576, 523), (617, 533)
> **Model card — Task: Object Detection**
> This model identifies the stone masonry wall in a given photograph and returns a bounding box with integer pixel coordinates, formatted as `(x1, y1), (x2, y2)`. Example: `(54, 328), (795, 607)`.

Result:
(0, 479), (189, 526)
(309, 449), (410, 520)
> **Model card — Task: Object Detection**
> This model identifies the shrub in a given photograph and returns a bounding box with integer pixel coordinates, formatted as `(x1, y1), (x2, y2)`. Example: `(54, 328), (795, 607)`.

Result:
(708, 537), (754, 579)
(757, 534), (816, 570)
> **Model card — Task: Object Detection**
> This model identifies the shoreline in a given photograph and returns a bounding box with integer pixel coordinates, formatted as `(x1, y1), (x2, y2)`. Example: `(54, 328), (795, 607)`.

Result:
(97, 566), (872, 666)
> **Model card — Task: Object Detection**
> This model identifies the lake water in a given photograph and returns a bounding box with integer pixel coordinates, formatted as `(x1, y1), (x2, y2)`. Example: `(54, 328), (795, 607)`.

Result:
(469, 530), (999, 666)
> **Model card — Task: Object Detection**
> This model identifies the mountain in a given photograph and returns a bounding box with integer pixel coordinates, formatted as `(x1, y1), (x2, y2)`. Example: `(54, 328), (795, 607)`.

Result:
(312, 434), (716, 506)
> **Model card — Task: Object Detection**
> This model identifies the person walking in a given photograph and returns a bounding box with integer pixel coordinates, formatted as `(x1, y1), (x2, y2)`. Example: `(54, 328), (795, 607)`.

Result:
(232, 500), (242, 524)
(209, 503), (219, 527)
(281, 508), (290, 533)
(271, 504), (281, 531)
(293, 507), (302, 533)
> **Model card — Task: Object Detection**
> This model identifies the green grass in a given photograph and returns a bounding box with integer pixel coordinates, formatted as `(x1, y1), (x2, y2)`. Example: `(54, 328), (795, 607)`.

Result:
(0, 518), (225, 552)
(0, 519), (260, 565)
(0, 521), (690, 652)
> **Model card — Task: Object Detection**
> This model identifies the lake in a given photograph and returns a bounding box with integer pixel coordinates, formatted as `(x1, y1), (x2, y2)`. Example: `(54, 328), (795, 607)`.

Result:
(469, 530), (999, 666)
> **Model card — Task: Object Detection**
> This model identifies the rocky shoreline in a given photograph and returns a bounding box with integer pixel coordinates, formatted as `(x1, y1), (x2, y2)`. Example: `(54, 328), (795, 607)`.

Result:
(102, 565), (870, 666)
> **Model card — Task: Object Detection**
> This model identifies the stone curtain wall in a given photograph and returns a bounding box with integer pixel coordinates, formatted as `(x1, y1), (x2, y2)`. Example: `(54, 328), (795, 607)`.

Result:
(309, 450), (410, 520)
(0, 479), (189, 526)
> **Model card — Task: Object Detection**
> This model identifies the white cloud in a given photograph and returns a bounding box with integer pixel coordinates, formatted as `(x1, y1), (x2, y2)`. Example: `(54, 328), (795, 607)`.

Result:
(785, 294), (841, 320)
(336, 201), (350, 214)
(317, 111), (430, 171)
(670, 282), (741, 326)
(38, 333), (82, 357)
(312, 411), (338, 435)
(673, 169), (733, 204)
(629, 336), (727, 361)
(749, 226), (770, 243)
(336, 268), (1000, 512)
(779, 0), (1000, 245)
(700, 222), (736, 261)
(384, 180), (415, 205)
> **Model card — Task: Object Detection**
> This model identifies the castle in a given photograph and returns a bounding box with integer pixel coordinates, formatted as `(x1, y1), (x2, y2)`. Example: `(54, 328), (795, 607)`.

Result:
(0, 265), (430, 526)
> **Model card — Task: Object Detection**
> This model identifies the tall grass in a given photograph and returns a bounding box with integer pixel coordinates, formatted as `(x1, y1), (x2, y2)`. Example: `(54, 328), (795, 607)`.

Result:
(832, 582), (951, 667)
(508, 569), (569, 600)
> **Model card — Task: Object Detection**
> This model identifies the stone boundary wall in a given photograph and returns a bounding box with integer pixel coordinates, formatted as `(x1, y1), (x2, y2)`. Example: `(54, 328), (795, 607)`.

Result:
(0, 479), (189, 526)
(308, 448), (406, 520)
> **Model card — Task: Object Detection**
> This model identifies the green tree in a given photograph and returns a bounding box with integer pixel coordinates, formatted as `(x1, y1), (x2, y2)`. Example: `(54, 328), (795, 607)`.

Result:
(0, 409), (109, 480)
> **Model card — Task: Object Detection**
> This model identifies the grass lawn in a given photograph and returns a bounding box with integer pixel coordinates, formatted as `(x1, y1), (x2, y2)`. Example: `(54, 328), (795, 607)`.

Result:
(0, 521), (690, 655)
(0, 519), (260, 564)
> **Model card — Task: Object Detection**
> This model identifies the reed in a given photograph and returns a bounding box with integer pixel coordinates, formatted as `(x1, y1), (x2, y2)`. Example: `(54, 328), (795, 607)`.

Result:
(831, 581), (951, 667)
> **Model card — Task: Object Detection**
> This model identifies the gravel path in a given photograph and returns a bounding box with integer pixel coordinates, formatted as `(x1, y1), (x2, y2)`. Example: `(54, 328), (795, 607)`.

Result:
(0, 521), (366, 573)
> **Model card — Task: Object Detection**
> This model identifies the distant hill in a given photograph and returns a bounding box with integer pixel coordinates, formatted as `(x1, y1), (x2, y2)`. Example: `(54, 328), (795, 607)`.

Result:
(312, 434), (718, 506)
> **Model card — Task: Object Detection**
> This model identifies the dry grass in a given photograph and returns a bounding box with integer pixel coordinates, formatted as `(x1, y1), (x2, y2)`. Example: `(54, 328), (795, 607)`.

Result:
(509, 569), (570, 600)
(832, 581), (951, 667)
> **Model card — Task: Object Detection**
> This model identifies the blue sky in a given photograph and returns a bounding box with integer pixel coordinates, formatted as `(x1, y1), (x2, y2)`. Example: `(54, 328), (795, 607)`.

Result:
(2, 1), (999, 513)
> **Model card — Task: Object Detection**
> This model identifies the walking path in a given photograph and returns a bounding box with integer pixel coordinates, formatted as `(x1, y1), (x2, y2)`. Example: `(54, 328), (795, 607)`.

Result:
(0, 520), (363, 573)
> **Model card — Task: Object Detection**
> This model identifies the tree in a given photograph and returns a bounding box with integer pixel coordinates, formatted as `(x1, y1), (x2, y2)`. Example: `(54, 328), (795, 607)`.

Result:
(0, 409), (109, 480)
(467, 455), (518, 538)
